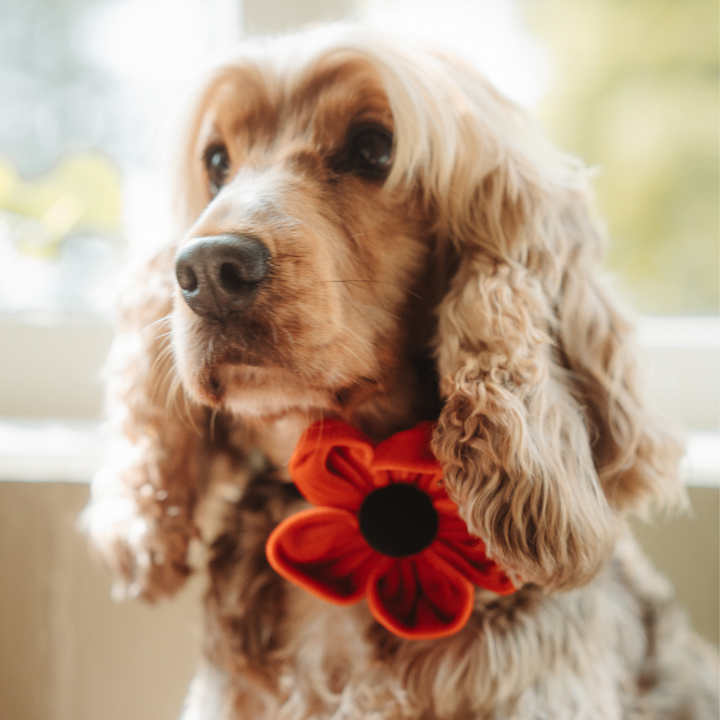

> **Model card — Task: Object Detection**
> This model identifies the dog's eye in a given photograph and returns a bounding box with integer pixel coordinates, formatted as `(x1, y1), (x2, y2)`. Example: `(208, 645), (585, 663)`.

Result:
(339, 125), (393, 180)
(204, 144), (231, 196)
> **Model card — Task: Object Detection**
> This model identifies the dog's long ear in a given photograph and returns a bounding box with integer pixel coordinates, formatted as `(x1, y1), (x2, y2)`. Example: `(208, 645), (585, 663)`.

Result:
(83, 68), (242, 601)
(384, 55), (685, 590)
(83, 246), (210, 601)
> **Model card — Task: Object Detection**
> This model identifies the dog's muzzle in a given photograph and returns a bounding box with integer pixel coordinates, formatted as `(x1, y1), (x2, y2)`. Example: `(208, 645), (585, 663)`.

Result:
(175, 234), (271, 319)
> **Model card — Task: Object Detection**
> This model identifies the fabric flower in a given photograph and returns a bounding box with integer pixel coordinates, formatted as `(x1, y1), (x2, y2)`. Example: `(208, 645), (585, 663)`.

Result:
(266, 419), (516, 640)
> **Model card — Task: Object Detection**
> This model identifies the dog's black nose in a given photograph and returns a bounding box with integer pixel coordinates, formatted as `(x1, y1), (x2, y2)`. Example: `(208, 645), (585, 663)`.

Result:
(175, 234), (270, 319)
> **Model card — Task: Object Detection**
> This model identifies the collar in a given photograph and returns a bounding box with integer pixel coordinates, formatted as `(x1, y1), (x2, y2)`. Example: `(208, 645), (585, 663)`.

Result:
(266, 418), (516, 640)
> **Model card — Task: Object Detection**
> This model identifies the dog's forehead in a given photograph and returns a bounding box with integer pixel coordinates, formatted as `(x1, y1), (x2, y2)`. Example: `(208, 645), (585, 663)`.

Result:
(198, 50), (394, 147)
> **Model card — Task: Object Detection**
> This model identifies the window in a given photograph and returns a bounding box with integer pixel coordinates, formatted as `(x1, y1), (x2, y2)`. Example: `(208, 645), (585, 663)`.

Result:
(2, 0), (715, 440)
(0, 3), (716, 718)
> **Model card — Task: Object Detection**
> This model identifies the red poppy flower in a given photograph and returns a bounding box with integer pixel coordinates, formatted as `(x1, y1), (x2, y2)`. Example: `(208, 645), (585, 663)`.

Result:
(266, 419), (516, 640)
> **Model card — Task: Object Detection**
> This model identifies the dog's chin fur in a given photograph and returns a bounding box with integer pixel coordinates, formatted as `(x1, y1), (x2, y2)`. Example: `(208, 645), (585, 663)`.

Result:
(82, 24), (718, 720)
(223, 385), (330, 420)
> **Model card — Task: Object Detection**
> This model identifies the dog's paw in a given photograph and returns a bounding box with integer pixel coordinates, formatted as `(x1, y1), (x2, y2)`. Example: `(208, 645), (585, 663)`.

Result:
(81, 463), (193, 601)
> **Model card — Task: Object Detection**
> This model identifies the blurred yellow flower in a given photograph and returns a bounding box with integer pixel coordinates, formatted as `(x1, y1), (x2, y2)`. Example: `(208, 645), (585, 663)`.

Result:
(0, 151), (122, 257)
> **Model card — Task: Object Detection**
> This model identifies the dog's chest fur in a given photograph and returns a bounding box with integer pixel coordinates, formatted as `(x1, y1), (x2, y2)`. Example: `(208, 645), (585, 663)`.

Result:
(184, 470), (716, 720)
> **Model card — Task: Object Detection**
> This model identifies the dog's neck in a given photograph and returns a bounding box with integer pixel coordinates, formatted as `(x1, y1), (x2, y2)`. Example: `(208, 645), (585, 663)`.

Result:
(243, 350), (441, 470)
(242, 247), (446, 469)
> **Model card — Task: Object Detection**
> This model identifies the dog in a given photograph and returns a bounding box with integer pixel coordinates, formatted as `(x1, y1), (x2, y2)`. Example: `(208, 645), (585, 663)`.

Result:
(83, 25), (719, 719)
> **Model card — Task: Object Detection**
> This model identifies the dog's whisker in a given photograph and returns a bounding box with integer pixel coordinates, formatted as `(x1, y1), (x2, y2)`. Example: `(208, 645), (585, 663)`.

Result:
(140, 316), (174, 347)
(209, 406), (220, 443)
(321, 279), (423, 300)
(280, 326), (297, 355)
(344, 301), (403, 323)
(166, 373), (184, 415)
(149, 343), (176, 388)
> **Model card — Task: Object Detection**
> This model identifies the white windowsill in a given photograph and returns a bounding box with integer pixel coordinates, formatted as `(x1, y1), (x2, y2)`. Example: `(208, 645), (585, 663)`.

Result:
(0, 315), (717, 486)
(0, 418), (717, 488)
(0, 419), (105, 483)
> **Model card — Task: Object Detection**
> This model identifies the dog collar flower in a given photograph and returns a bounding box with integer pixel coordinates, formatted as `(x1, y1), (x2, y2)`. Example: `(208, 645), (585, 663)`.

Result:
(266, 419), (516, 640)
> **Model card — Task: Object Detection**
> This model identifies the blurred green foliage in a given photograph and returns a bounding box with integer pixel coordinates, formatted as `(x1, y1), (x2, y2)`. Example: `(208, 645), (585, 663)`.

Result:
(522, 0), (719, 315)
(0, 152), (122, 257)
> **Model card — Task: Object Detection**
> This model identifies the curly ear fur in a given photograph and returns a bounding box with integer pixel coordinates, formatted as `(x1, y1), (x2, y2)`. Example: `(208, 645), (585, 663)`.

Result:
(83, 66), (269, 602)
(391, 58), (687, 590)
(557, 247), (685, 515)
(82, 246), (210, 600)
(335, 38), (684, 589)
(340, 35), (684, 589)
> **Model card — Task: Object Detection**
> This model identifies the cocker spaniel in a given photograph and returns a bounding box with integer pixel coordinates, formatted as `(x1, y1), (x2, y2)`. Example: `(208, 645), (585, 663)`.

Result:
(83, 25), (719, 720)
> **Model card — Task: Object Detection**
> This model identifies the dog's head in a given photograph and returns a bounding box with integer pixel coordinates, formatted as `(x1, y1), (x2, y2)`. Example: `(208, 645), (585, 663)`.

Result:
(171, 37), (435, 432)
(111, 26), (684, 596)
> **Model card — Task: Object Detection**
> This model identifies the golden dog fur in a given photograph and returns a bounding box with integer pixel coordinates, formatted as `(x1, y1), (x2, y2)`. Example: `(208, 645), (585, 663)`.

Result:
(83, 25), (719, 719)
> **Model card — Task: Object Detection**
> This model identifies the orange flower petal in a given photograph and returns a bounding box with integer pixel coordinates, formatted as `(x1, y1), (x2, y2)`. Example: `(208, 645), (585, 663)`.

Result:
(372, 422), (444, 494)
(366, 555), (476, 640)
(434, 517), (516, 595)
(266, 507), (377, 604)
(289, 419), (376, 511)
(270, 419), (517, 641)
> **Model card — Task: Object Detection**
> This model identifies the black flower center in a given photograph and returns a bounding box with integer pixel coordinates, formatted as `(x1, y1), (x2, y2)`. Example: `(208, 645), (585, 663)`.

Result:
(358, 483), (439, 557)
